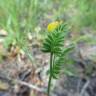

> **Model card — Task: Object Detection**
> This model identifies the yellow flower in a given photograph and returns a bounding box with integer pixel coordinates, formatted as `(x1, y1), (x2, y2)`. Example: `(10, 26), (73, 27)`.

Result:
(47, 21), (60, 32)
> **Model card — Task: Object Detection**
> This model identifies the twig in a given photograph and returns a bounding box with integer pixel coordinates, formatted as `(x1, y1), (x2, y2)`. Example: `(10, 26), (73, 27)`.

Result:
(77, 79), (82, 93)
(0, 75), (47, 93)
(80, 80), (90, 96)
(14, 79), (47, 93)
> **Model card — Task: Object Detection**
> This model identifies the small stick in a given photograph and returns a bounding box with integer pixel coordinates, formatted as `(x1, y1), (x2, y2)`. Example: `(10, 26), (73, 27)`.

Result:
(14, 79), (47, 93)
(0, 75), (47, 93)
(80, 80), (90, 96)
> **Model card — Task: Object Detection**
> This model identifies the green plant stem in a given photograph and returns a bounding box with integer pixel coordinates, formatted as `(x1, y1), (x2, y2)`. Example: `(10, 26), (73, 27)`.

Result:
(48, 53), (53, 96)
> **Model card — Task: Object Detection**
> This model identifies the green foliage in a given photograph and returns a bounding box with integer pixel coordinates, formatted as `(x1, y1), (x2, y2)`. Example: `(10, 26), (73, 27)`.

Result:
(42, 23), (74, 95)
(52, 45), (74, 79)
(42, 23), (68, 54)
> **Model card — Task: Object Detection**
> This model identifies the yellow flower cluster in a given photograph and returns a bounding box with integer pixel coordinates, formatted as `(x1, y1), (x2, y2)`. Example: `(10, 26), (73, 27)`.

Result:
(47, 21), (60, 32)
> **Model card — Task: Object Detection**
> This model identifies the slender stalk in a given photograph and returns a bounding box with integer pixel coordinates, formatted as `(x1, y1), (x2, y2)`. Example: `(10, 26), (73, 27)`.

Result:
(48, 53), (53, 96)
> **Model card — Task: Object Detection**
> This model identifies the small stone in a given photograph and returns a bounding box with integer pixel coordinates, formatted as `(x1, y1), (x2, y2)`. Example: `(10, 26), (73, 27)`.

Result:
(27, 33), (32, 41)
(0, 81), (9, 90)
(0, 29), (8, 36)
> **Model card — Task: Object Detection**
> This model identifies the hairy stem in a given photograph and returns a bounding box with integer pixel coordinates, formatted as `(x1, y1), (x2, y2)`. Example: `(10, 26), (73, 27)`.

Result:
(48, 53), (53, 96)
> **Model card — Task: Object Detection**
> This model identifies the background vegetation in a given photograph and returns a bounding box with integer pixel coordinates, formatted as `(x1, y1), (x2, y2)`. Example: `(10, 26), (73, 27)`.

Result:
(0, 0), (96, 50)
